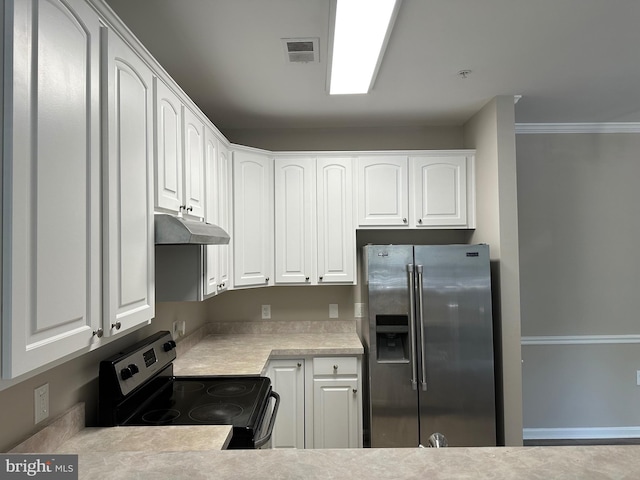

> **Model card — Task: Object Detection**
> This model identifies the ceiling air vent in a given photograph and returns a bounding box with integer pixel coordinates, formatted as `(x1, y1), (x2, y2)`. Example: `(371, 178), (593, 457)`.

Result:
(282, 38), (319, 63)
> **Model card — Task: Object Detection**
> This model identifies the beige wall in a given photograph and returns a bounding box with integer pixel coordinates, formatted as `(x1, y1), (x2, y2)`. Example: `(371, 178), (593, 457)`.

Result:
(517, 132), (640, 434)
(464, 96), (523, 446)
(0, 302), (208, 452)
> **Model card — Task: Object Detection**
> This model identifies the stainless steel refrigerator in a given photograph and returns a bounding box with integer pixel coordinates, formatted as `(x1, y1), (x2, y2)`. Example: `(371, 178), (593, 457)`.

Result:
(364, 244), (496, 448)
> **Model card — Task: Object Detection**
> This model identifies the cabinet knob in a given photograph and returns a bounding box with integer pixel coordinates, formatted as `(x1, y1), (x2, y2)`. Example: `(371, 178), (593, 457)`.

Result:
(111, 322), (121, 330)
(403, 218), (407, 223)
(265, 277), (270, 283)
(93, 328), (104, 338)
(319, 276), (323, 281)
(333, 365), (339, 371)
(297, 363), (302, 368)
(418, 219), (423, 224)
(305, 276), (310, 281)
(353, 388), (358, 394)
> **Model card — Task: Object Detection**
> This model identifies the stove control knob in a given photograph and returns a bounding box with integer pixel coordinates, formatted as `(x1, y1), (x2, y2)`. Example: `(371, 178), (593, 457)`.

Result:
(163, 340), (177, 352)
(120, 367), (133, 380)
(128, 364), (140, 375)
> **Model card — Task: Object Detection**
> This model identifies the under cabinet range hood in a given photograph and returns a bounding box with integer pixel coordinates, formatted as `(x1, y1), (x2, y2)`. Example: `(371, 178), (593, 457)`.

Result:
(154, 214), (230, 245)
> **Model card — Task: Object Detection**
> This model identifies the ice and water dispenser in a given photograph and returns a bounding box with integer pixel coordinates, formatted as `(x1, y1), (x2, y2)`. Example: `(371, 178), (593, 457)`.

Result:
(374, 314), (410, 363)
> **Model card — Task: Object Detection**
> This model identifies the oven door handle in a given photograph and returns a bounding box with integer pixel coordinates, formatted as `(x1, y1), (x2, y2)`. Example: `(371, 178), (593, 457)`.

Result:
(254, 391), (280, 448)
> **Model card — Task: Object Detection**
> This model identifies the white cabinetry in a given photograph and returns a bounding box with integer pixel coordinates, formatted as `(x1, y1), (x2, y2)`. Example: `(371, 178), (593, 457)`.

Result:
(102, 28), (155, 336)
(357, 155), (409, 226)
(312, 357), (361, 448)
(356, 152), (475, 229)
(315, 158), (356, 284)
(204, 130), (232, 297)
(266, 356), (362, 449)
(410, 154), (470, 227)
(154, 80), (205, 218)
(1, 0), (101, 378)
(274, 156), (355, 285)
(266, 359), (305, 449)
(232, 149), (274, 288)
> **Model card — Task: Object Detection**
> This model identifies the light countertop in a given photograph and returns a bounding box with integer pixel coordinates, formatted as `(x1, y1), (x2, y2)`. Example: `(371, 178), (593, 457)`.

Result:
(173, 332), (364, 376)
(74, 445), (640, 479)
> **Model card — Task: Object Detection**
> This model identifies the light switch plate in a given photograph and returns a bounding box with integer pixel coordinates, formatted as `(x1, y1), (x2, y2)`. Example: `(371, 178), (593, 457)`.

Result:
(262, 305), (271, 320)
(354, 303), (365, 318)
(329, 304), (339, 319)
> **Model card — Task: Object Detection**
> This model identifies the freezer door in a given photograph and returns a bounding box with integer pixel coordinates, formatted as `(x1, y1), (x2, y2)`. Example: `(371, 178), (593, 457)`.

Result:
(414, 244), (496, 447)
(365, 245), (419, 447)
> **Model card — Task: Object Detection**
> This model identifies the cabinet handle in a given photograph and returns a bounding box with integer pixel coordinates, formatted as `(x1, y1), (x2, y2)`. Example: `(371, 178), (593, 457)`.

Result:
(333, 365), (339, 371)
(305, 276), (310, 281)
(319, 276), (323, 281)
(265, 277), (270, 283)
(418, 219), (423, 224)
(187, 205), (193, 212)
(111, 322), (121, 330)
(93, 328), (104, 338)
(353, 388), (358, 394)
(297, 363), (302, 368)
(403, 218), (407, 223)
(179, 205), (186, 211)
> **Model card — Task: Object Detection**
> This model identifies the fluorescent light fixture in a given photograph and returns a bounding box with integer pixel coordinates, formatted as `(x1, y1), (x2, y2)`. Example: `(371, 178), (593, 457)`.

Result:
(329, 0), (400, 95)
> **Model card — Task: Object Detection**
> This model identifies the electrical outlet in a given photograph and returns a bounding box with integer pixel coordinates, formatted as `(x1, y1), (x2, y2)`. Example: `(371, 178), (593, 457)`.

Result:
(34, 383), (49, 424)
(261, 305), (271, 320)
(354, 303), (365, 318)
(172, 321), (179, 338)
(329, 304), (339, 319)
(178, 320), (186, 337)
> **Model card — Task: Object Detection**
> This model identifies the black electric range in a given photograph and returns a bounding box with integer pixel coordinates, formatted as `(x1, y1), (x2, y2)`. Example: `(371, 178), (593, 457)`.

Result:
(97, 331), (279, 449)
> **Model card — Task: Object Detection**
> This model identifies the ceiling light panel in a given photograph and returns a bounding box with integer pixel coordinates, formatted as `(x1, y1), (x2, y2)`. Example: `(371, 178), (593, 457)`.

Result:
(329, 0), (400, 95)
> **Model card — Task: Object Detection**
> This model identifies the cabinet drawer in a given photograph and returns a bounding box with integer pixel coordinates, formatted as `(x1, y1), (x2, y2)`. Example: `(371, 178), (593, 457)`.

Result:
(313, 357), (358, 376)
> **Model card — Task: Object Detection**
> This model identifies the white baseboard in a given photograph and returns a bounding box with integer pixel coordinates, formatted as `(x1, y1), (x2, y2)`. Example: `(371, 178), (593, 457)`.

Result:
(524, 426), (640, 440)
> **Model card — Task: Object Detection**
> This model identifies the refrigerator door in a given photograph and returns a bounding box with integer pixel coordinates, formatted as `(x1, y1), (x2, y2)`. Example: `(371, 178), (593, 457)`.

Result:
(365, 245), (419, 447)
(414, 244), (496, 447)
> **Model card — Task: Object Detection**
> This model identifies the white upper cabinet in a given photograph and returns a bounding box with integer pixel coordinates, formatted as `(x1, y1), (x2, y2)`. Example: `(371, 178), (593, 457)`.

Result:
(216, 141), (232, 293)
(154, 80), (205, 218)
(357, 152), (475, 229)
(182, 107), (206, 218)
(204, 128), (220, 298)
(232, 149), (274, 288)
(1, 0), (101, 378)
(274, 157), (315, 284)
(357, 156), (409, 226)
(410, 154), (471, 227)
(102, 27), (155, 337)
(316, 158), (356, 284)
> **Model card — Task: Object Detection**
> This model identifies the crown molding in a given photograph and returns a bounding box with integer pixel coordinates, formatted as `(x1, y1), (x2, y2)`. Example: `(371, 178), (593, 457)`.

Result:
(515, 123), (640, 134)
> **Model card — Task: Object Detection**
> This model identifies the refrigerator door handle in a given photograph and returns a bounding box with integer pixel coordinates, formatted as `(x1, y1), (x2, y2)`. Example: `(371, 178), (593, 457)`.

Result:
(416, 265), (427, 391)
(407, 264), (418, 391)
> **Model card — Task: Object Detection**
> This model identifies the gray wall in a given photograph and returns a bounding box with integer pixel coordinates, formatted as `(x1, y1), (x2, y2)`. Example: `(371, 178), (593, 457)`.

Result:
(464, 96), (523, 446)
(517, 132), (640, 437)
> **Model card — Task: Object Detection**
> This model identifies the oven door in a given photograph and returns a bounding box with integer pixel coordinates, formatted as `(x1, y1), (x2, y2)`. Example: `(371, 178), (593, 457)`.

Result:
(254, 391), (280, 449)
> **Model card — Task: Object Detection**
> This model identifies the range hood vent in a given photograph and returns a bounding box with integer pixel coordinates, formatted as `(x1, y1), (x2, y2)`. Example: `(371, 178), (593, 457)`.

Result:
(154, 214), (230, 245)
(282, 38), (319, 63)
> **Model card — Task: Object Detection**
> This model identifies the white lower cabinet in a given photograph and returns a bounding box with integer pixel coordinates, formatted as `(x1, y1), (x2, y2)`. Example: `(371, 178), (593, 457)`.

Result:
(266, 359), (305, 449)
(266, 356), (362, 449)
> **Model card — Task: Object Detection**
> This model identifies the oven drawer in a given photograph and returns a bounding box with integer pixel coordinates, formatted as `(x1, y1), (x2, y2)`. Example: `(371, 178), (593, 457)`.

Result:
(313, 356), (357, 376)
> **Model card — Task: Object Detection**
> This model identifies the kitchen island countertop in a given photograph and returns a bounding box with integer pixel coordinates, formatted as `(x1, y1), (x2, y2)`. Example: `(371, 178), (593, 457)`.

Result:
(74, 444), (640, 479)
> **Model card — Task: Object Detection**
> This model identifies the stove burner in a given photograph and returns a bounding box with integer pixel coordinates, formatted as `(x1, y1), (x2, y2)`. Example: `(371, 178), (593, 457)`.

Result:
(207, 382), (255, 397)
(174, 382), (205, 394)
(141, 408), (181, 425)
(189, 403), (244, 424)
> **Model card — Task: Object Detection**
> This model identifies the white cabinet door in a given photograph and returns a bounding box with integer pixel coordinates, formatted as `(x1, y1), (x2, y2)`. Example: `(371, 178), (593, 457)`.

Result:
(357, 156), (409, 226)
(312, 378), (359, 448)
(410, 155), (468, 227)
(267, 359), (305, 449)
(216, 141), (232, 293)
(232, 149), (273, 287)
(154, 79), (183, 213)
(204, 127), (219, 297)
(316, 158), (355, 284)
(2, 0), (101, 378)
(274, 157), (315, 284)
(102, 28), (154, 337)
(183, 107), (206, 218)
